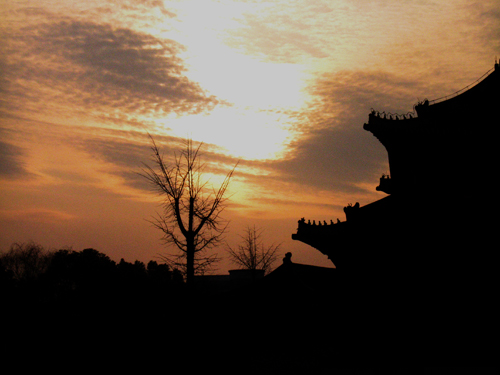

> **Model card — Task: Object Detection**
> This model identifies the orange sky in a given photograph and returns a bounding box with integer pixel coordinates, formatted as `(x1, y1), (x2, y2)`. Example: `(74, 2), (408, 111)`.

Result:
(1, 0), (499, 272)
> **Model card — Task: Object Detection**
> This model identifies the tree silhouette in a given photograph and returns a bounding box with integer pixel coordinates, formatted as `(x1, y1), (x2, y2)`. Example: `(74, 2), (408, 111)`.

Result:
(1, 242), (52, 282)
(226, 225), (281, 275)
(141, 135), (237, 285)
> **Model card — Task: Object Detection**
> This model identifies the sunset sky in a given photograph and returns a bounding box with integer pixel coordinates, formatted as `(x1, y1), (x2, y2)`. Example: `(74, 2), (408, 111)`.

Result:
(1, 0), (499, 272)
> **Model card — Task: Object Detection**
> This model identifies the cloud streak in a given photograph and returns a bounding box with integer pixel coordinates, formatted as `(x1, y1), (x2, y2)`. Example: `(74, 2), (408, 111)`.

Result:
(0, 141), (30, 179)
(265, 68), (434, 199)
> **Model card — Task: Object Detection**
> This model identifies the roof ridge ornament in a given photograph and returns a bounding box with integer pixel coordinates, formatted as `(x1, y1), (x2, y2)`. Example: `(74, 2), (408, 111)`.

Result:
(370, 109), (416, 120)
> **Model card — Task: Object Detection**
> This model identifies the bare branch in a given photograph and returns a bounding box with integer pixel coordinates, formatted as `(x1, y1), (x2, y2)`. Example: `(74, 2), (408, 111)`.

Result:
(226, 225), (281, 275)
(141, 135), (237, 284)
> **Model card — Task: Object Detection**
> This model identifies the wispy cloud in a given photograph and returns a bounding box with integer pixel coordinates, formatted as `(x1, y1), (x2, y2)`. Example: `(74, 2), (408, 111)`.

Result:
(474, 5), (500, 51)
(0, 140), (31, 179)
(0, 208), (76, 224)
(112, 0), (177, 18)
(265, 69), (433, 198)
(224, 1), (352, 64)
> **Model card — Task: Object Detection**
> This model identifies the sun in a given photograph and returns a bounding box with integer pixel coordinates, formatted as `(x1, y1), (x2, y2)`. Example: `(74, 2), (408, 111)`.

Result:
(155, 45), (309, 160)
(147, 1), (310, 161)
(154, 104), (298, 161)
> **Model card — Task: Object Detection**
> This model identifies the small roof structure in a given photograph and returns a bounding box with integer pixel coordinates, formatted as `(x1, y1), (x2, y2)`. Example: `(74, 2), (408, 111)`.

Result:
(263, 252), (337, 293)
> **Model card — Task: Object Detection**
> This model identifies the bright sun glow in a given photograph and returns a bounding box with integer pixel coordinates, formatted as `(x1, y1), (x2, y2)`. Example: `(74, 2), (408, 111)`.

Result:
(155, 105), (298, 160)
(150, 1), (309, 161)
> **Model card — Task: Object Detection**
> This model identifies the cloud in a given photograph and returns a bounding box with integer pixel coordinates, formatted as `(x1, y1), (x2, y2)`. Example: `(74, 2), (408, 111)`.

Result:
(273, 126), (386, 194)
(477, 6), (500, 50)
(307, 69), (428, 117)
(266, 69), (433, 196)
(0, 134), (35, 180)
(225, 1), (336, 63)
(0, 209), (75, 224)
(2, 18), (220, 123)
(71, 132), (165, 193)
(114, 0), (177, 18)
(47, 127), (239, 199)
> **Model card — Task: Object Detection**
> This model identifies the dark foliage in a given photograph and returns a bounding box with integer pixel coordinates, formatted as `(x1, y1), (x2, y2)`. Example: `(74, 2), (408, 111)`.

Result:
(0, 243), (184, 313)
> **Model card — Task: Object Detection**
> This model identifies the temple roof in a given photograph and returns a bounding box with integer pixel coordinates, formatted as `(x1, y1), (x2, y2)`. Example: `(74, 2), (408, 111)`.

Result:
(292, 62), (500, 272)
(364, 62), (499, 134)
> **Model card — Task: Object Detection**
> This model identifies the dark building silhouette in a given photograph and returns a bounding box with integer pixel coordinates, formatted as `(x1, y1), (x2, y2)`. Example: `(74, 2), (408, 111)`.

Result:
(292, 62), (500, 312)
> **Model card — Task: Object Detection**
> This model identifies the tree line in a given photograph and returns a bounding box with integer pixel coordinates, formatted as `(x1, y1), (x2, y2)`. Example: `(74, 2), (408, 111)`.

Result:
(1, 228), (280, 310)
(0, 242), (184, 309)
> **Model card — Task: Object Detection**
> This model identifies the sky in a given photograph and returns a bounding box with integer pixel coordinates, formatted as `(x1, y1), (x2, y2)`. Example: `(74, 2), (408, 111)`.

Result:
(1, 0), (499, 273)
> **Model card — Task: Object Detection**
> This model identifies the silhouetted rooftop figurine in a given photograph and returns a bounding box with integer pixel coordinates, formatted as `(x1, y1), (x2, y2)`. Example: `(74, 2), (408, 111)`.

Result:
(282, 252), (292, 265)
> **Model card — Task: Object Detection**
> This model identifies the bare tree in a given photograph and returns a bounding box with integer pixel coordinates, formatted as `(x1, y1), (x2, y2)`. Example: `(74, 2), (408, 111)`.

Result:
(1, 242), (53, 282)
(140, 135), (237, 285)
(226, 225), (281, 275)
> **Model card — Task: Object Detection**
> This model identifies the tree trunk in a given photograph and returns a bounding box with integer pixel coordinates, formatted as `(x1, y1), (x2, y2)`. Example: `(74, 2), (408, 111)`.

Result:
(186, 238), (195, 285)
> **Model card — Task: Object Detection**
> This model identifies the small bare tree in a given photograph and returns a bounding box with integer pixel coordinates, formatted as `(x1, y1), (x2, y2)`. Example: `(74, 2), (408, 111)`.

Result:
(141, 135), (237, 285)
(226, 225), (281, 275)
(1, 242), (53, 282)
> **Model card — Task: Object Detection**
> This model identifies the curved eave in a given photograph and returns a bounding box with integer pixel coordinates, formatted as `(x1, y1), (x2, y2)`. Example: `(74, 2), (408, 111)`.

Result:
(416, 65), (499, 119)
(363, 114), (421, 148)
(292, 222), (349, 256)
(365, 64), (499, 136)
